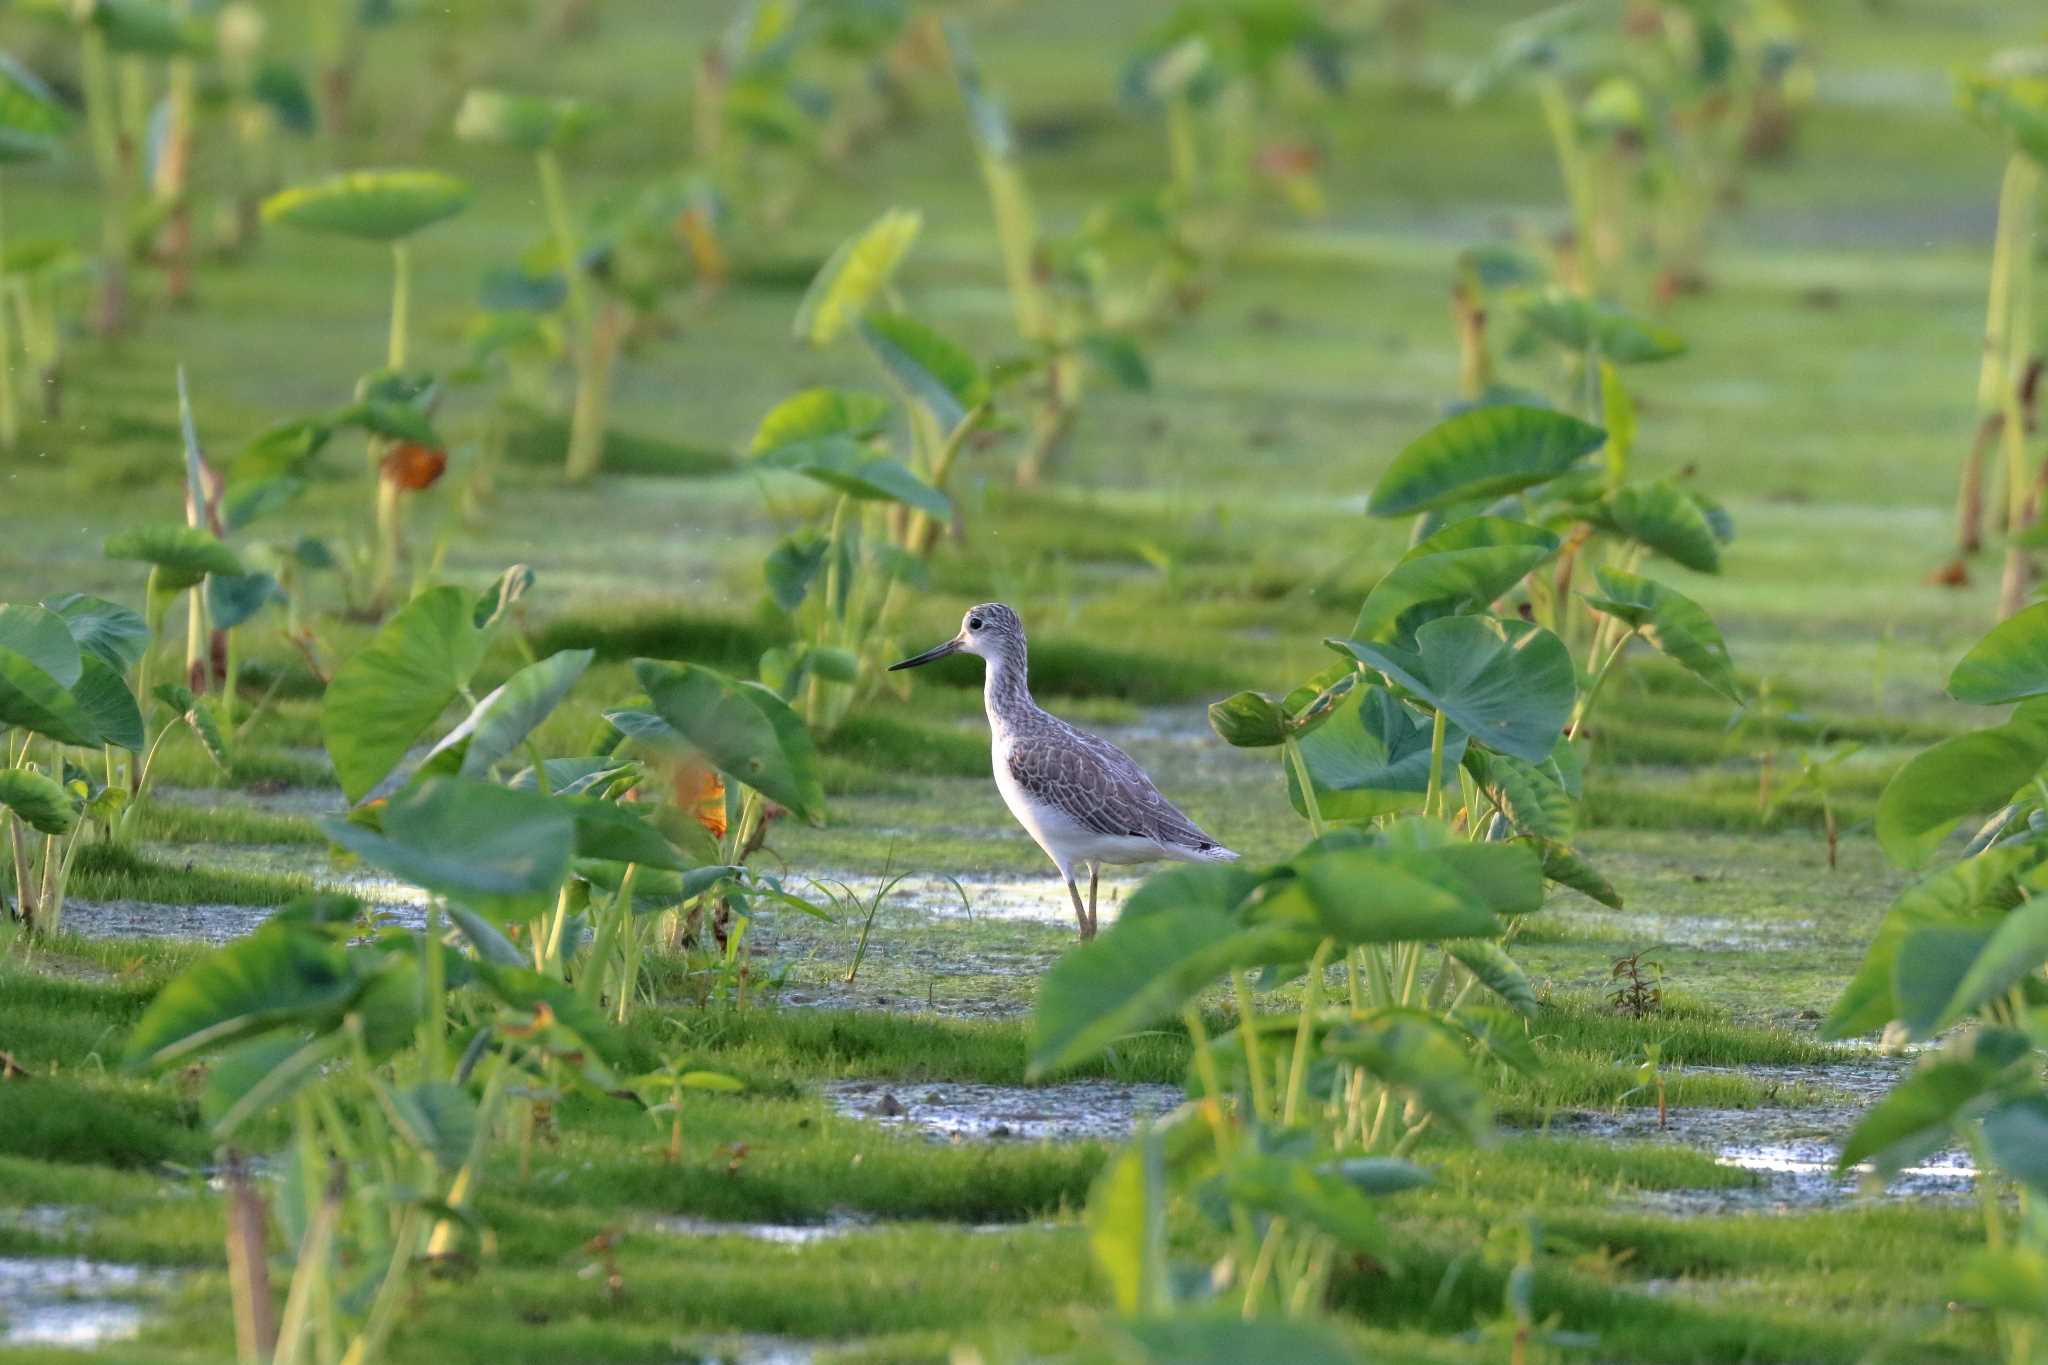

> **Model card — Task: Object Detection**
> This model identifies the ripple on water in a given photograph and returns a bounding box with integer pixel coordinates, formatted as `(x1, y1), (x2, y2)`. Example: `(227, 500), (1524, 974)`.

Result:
(0, 1256), (168, 1348)
(825, 1080), (1187, 1143)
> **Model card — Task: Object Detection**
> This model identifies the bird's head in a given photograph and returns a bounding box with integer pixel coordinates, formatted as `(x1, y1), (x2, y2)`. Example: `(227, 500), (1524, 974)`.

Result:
(889, 602), (1026, 673)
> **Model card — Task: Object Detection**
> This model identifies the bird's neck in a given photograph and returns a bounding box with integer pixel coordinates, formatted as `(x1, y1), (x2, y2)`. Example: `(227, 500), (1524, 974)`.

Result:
(983, 650), (1034, 726)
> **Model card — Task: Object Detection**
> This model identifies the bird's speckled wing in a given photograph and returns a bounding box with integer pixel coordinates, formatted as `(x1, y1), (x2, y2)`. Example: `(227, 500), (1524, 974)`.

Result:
(1005, 718), (1220, 852)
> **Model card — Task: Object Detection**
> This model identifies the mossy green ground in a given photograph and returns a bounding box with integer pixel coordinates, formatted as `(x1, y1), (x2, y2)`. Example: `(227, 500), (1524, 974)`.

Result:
(0, 0), (2038, 1359)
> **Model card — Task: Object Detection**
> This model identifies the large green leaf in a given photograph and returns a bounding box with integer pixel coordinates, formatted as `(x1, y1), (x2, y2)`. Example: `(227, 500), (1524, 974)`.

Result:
(424, 649), (594, 781)
(453, 87), (608, 150)
(1893, 920), (1997, 1039)
(634, 659), (826, 825)
(0, 647), (103, 746)
(321, 778), (574, 921)
(206, 572), (286, 632)
(1463, 748), (1573, 840)
(0, 53), (66, 163)
(561, 797), (693, 872)
(752, 440), (951, 518)
(1583, 567), (1740, 702)
(0, 604), (83, 688)
(1446, 940), (1539, 1015)
(1208, 690), (1288, 748)
(72, 656), (143, 753)
(262, 170), (473, 243)
(1086, 1128), (1170, 1318)
(1028, 864), (1295, 1077)
(44, 594), (149, 671)
(792, 207), (922, 345)
(0, 767), (77, 835)
(103, 524), (243, 591)
(1351, 517), (1561, 646)
(1935, 895), (2048, 1032)
(1285, 684), (1469, 821)
(382, 1081), (480, 1173)
(1331, 615), (1576, 762)
(1520, 288), (1686, 363)
(1823, 842), (2044, 1038)
(1948, 602), (2048, 705)
(320, 586), (486, 804)
(1221, 1152), (1394, 1261)
(858, 312), (986, 432)
(1983, 1094), (2048, 1197)
(124, 923), (361, 1070)
(1538, 840), (1622, 908)
(1836, 1057), (2002, 1178)
(1369, 407), (1605, 518)
(749, 387), (893, 453)
(1594, 481), (1721, 573)
(1874, 699), (2048, 868)
(1259, 841), (1542, 945)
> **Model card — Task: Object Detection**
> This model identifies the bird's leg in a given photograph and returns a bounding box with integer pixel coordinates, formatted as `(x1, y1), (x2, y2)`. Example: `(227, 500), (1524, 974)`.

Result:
(1086, 863), (1100, 939)
(1063, 876), (1091, 940)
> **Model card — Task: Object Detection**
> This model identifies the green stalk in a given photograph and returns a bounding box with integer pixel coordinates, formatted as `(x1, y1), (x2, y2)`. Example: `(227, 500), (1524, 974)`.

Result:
(1536, 75), (1596, 294)
(1282, 734), (1326, 838)
(1423, 707), (1447, 817)
(1230, 969), (1272, 1121)
(270, 1147), (341, 1365)
(536, 147), (609, 481)
(387, 241), (412, 371)
(1282, 938), (1334, 1126)
(185, 587), (206, 692)
(1996, 154), (2041, 618)
(418, 901), (445, 1077)
(1566, 627), (1635, 743)
(1165, 95), (1199, 200)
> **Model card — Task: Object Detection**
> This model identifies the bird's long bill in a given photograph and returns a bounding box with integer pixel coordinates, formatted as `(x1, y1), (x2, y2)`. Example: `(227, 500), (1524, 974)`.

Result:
(888, 637), (962, 671)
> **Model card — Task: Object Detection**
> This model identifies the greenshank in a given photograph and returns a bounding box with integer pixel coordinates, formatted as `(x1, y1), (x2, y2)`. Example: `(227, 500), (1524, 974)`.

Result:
(890, 603), (1238, 939)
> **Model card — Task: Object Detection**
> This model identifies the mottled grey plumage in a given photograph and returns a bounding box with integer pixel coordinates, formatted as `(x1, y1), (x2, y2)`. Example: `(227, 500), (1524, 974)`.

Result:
(889, 602), (1237, 939)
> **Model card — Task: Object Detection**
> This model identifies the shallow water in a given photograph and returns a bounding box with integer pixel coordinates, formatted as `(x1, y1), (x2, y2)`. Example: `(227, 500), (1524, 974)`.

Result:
(0, 1256), (166, 1348)
(824, 1080), (1187, 1143)
(650, 1214), (866, 1245)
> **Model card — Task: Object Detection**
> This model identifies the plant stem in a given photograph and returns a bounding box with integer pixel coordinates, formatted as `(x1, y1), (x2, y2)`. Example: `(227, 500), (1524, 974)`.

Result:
(1230, 968), (1272, 1122)
(78, 27), (128, 337)
(1567, 628), (1635, 743)
(1994, 154), (2041, 618)
(387, 241), (411, 371)
(1283, 734), (1326, 838)
(1424, 707), (1447, 818)
(418, 901), (445, 1077)
(0, 170), (14, 453)
(1536, 75), (1596, 294)
(1282, 939), (1334, 1126)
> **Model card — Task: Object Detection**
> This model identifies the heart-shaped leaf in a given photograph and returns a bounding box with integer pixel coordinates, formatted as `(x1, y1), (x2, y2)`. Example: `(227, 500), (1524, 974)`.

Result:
(1593, 481), (1721, 573)
(263, 170), (473, 242)
(1949, 602), (2048, 705)
(423, 648), (593, 781)
(104, 524), (243, 591)
(1875, 699), (2048, 868)
(321, 586), (486, 803)
(634, 660), (826, 825)
(0, 646), (103, 746)
(1370, 406), (1606, 518)
(754, 440), (950, 518)
(206, 572), (287, 632)
(750, 387), (893, 454)
(561, 796), (693, 872)
(321, 778), (574, 920)
(1352, 517), (1561, 646)
(0, 604), (83, 688)
(1583, 567), (1740, 702)
(0, 767), (78, 835)
(1286, 684), (1469, 821)
(1331, 615), (1576, 763)
(1520, 288), (1686, 363)
(858, 312), (986, 432)
(124, 923), (362, 1070)
(792, 207), (922, 345)
(72, 656), (143, 753)
(45, 594), (149, 671)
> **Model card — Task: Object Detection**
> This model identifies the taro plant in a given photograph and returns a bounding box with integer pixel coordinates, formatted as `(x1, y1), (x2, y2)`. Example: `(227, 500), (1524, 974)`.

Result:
(261, 169), (472, 374)
(454, 88), (622, 482)
(1821, 599), (2048, 1365)
(0, 53), (69, 451)
(943, 23), (1156, 488)
(20, 0), (214, 335)
(0, 595), (147, 935)
(1955, 51), (2048, 616)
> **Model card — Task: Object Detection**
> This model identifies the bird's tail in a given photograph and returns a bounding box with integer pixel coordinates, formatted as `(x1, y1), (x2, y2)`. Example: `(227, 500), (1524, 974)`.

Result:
(1190, 843), (1240, 863)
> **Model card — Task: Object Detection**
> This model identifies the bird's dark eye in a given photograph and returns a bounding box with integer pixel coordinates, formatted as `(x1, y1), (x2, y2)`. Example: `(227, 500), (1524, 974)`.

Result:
(968, 616), (984, 631)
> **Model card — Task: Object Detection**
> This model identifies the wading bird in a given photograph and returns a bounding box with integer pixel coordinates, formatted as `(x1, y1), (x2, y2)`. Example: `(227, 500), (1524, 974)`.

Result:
(890, 603), (1238, 939)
